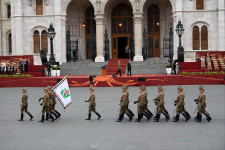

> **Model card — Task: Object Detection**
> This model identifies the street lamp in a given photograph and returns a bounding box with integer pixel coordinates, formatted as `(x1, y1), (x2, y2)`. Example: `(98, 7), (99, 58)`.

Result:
(175, 19), (184, 62)
(48, 23), (56, 65)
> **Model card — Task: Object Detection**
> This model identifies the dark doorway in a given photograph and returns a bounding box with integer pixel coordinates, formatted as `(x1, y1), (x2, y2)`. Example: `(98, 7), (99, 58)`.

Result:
(118, 37), (128, 58)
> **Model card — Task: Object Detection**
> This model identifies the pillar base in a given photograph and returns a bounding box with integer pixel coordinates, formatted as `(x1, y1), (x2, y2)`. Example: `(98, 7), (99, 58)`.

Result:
(134, 55), (143, 61)
(95, 56), (105, 62)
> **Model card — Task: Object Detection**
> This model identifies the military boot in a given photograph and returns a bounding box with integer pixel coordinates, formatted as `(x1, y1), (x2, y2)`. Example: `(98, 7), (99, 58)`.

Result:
(39, 115), (44, 122)
(195, 114), (202, 122)
(45, 113), (49, 121)
(154, 114), (160, 122)
(126, 112), (133, 121)
(182, 112), (190, 122)
(27, 112), (33, 120)
(205, 111), (212, 122)
(116, 114), (123, 122)
(173, 115), (180, 122)
(128, 109), (135, 117)
(86, 114), (91, 120)
(95, 112), (101, 120)
(146, 109), (153, 118)
(49, 114), (55, 122)
(185, 111), (191, 119)
(18, 114), (23, 121)
(143, 112), (150, 121)
(51, 111), (59, 120)
(135, 114), (141, 122)
(163, 112), (170, 121)
(54, 110), (61, 118)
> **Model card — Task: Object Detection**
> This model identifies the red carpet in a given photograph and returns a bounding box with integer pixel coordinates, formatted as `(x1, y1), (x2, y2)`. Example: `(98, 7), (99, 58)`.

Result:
(0, 74), (223, 87)
(105, 58), (129, 75)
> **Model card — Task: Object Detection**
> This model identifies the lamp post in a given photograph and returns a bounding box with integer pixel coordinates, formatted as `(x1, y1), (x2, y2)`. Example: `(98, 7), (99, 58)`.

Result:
(48, 23), (56, 65)
(175, 19), (184, 62)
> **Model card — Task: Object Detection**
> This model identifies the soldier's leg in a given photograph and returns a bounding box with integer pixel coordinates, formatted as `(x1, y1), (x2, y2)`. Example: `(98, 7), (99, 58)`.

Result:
(162, 107), (170, 121)
(183, 107), (191, 119)
(39, 108), (46, 122)
(173, 107), (181, 122)
(50, 105), (58, 120)
(145, 108), (153, 118)
(154, 107), (162, 122)
(117, 107), (125, 122)
(24, 106), (33, 120)
(53, 103), (61, 118)
(86, 106), (92, 120)
(93, 106), (101, 120)
(195, 107), (203, 122)
(47, 107), (54, 122)
(18, 106), (24, 121)
(127, 108), (135, 117)
(125, 108), (133, 121)
(135, 107), (142, 122)
(203, 110), (212, 122)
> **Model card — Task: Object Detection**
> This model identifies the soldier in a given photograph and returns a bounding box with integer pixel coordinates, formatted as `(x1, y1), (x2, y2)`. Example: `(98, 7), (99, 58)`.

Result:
(134, 86), (148, 122)
(194, 86), (212, 122)
(47, 86), (59, 120)
(116, 85), (133, 122)
(153, 85), (170, 122)
(85, 88), (101, 120)
(18, 89), (33, 121)
(173, 86), (191, 122)
(142, 86), (153, 120)
(50, 86), (61, 118)
(124, 85), (135, 119)
(38, 88), (54, 122)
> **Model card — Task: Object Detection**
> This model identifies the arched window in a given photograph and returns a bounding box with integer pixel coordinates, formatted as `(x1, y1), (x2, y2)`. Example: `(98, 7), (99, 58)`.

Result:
(201, 26), (208, 50)
(41, 30), (48, 53)
(193, 26), (200, 50)
(36, 0), (43, 15)
(33, 30), (40, 53)
(196, 0), (204, 10)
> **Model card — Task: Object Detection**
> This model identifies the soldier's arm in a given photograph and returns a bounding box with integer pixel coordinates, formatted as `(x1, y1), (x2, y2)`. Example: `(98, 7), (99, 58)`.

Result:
(157, 95), (163, 107)
(89, 95), (94, 105)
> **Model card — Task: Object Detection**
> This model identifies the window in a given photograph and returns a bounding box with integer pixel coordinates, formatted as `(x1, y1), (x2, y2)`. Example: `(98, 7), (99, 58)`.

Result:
(36, 0), (43, 15)
(7, 5), (11, 18)
(192, 25), (208, 50)
(8, 33), (12, 54)
(34, 30), (40, 53)
(201, 26), (208, 50)
(41, 30), (48, 53)
(193, 26), (200, 50)
(196, 0), (204, 10)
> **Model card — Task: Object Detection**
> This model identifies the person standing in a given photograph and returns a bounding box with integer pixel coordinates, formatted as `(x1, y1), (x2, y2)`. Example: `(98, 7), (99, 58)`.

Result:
(46, 62), (52, 77)
(127, 60), (131, 76)
(194, 86), (212, 122)
(172, 60), (176, 75)
(24, 58), (29, 73)
(38, 88), (54, 122)
(10, 63), (15, 75)
(19, 58), (23, 74)
(18, 89), (33, 121)
(3, 64), (8, 75)
(134, 86), (146, 122)
(89, 73), (93, 85)
(125, 45), (129, 58)
(85, 88), (101, 120)
(153, 85), (170, 122)
(173, 86), (191, 122)
(115, 59), (121, 77)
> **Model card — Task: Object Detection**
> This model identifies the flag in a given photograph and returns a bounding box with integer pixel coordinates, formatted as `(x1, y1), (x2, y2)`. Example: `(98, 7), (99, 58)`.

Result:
(51, 76), (72, 110)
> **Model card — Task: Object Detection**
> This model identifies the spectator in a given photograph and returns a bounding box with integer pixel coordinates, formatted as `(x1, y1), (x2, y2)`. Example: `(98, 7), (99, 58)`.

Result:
(173, 60), (177, 75)
(10, 64), (15, 75)
(19, 58), (23, 73)
(89, 73), (93, 85)
(24, 58), (29, 73)
(3, 64), (8, 75)
(127, 60), (131, 76)
(46, 62), (52, 77)
(115, 59), (121, 77)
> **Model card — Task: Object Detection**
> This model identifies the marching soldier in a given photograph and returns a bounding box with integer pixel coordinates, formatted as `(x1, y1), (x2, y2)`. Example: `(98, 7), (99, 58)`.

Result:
(18, 89), (33, 121)
(50, 86), (61, 118)
(47, 86), (59, 120)
(173, 86), (191, 122)
(85, 88), (101, 120)
(116, 85), (133, 122)
(38, 88), (54, 122)
(142, 86), (153, 120)
(134, 85), (148, 122)
(124, 85), (135, 119)
(153, 85), (170, 122)
(194, 86), (212, 122)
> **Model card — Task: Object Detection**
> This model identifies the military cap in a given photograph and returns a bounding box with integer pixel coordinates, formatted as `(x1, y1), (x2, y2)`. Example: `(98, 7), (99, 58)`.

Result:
(158, 85), (163, 91)
(44, 88), (48, 91)
(22, 88), (27, 91)
(140, 85), (146, 91)
(177, 86), (183, 91)
(199, 86), (204, 91)
(122, 85), (127, 90)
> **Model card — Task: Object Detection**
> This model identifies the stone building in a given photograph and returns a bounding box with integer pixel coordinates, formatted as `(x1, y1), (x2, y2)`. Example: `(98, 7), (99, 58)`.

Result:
(0, 0), (224, 64)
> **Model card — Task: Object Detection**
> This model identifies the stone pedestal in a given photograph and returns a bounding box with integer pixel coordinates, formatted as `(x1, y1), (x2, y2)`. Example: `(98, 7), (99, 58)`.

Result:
(95, 15), (105, 62)
(133, 16), (143, 61)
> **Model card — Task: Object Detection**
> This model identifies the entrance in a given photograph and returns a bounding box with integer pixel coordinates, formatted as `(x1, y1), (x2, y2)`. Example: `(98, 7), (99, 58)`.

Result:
(118, 37), (128, 58)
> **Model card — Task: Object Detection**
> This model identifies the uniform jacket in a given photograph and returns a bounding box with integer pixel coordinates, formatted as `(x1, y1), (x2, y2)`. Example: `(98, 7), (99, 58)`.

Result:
(143, 91), (148, 105)
(137, 92), (145, 107)
(157, 92), (165, 107)
(48, 92), (54, 105)
(42, 94), (49, 107)
(21, 94), (28, 107)
(120, 92), (128, 107)
(176, 92), (185, 107)
(198, 94), (207, 108)
(88, 93), (96, 106)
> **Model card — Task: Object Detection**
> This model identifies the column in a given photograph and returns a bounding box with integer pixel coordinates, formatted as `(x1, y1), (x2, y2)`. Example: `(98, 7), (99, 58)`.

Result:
(133, 15), (143, 61)
(95, 14), (105, 62)
(218, 0), (225, 51)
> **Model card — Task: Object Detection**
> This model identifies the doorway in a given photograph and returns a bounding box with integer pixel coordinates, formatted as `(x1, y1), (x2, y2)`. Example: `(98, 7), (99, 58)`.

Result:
(118, 37), (128, 58)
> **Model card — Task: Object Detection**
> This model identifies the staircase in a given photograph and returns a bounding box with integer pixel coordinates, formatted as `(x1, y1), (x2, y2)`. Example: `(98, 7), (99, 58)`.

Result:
(60, 58), (170, 76)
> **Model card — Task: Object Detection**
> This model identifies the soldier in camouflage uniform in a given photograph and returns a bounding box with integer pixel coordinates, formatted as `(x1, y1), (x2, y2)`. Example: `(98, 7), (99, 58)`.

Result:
(124, 85), (135, 119)
(47, 86), (59, 120)
(173, 86), (191, 122)
(153, 85), (170, 122)
(85, 88), (101, 120)
(142, 86), (153, 120)
(194, 86), (212, 122)
(134, 86), (147, 122)
(18, 89), (33, 121)
(116, 85), (133, 122)
(38, 88), (54, 122)
(49, 86), (61, 118)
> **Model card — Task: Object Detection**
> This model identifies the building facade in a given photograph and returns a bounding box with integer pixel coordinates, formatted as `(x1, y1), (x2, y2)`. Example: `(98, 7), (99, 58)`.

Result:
(0, 0), (224, 64)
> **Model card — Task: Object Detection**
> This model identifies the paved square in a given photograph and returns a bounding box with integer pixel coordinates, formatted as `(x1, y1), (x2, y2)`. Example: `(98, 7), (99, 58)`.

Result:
(0, 85), (224, 150)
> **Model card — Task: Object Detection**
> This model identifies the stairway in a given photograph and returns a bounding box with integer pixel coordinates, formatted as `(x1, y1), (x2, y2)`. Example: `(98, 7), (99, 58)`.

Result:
(60, 58), (170, 76)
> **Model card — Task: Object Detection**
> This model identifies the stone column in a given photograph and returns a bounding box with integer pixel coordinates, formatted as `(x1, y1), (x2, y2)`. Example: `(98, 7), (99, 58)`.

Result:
(133, 15), (143, 61)
(218, 0), (225, 51)
(95, 14), (105, 62)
